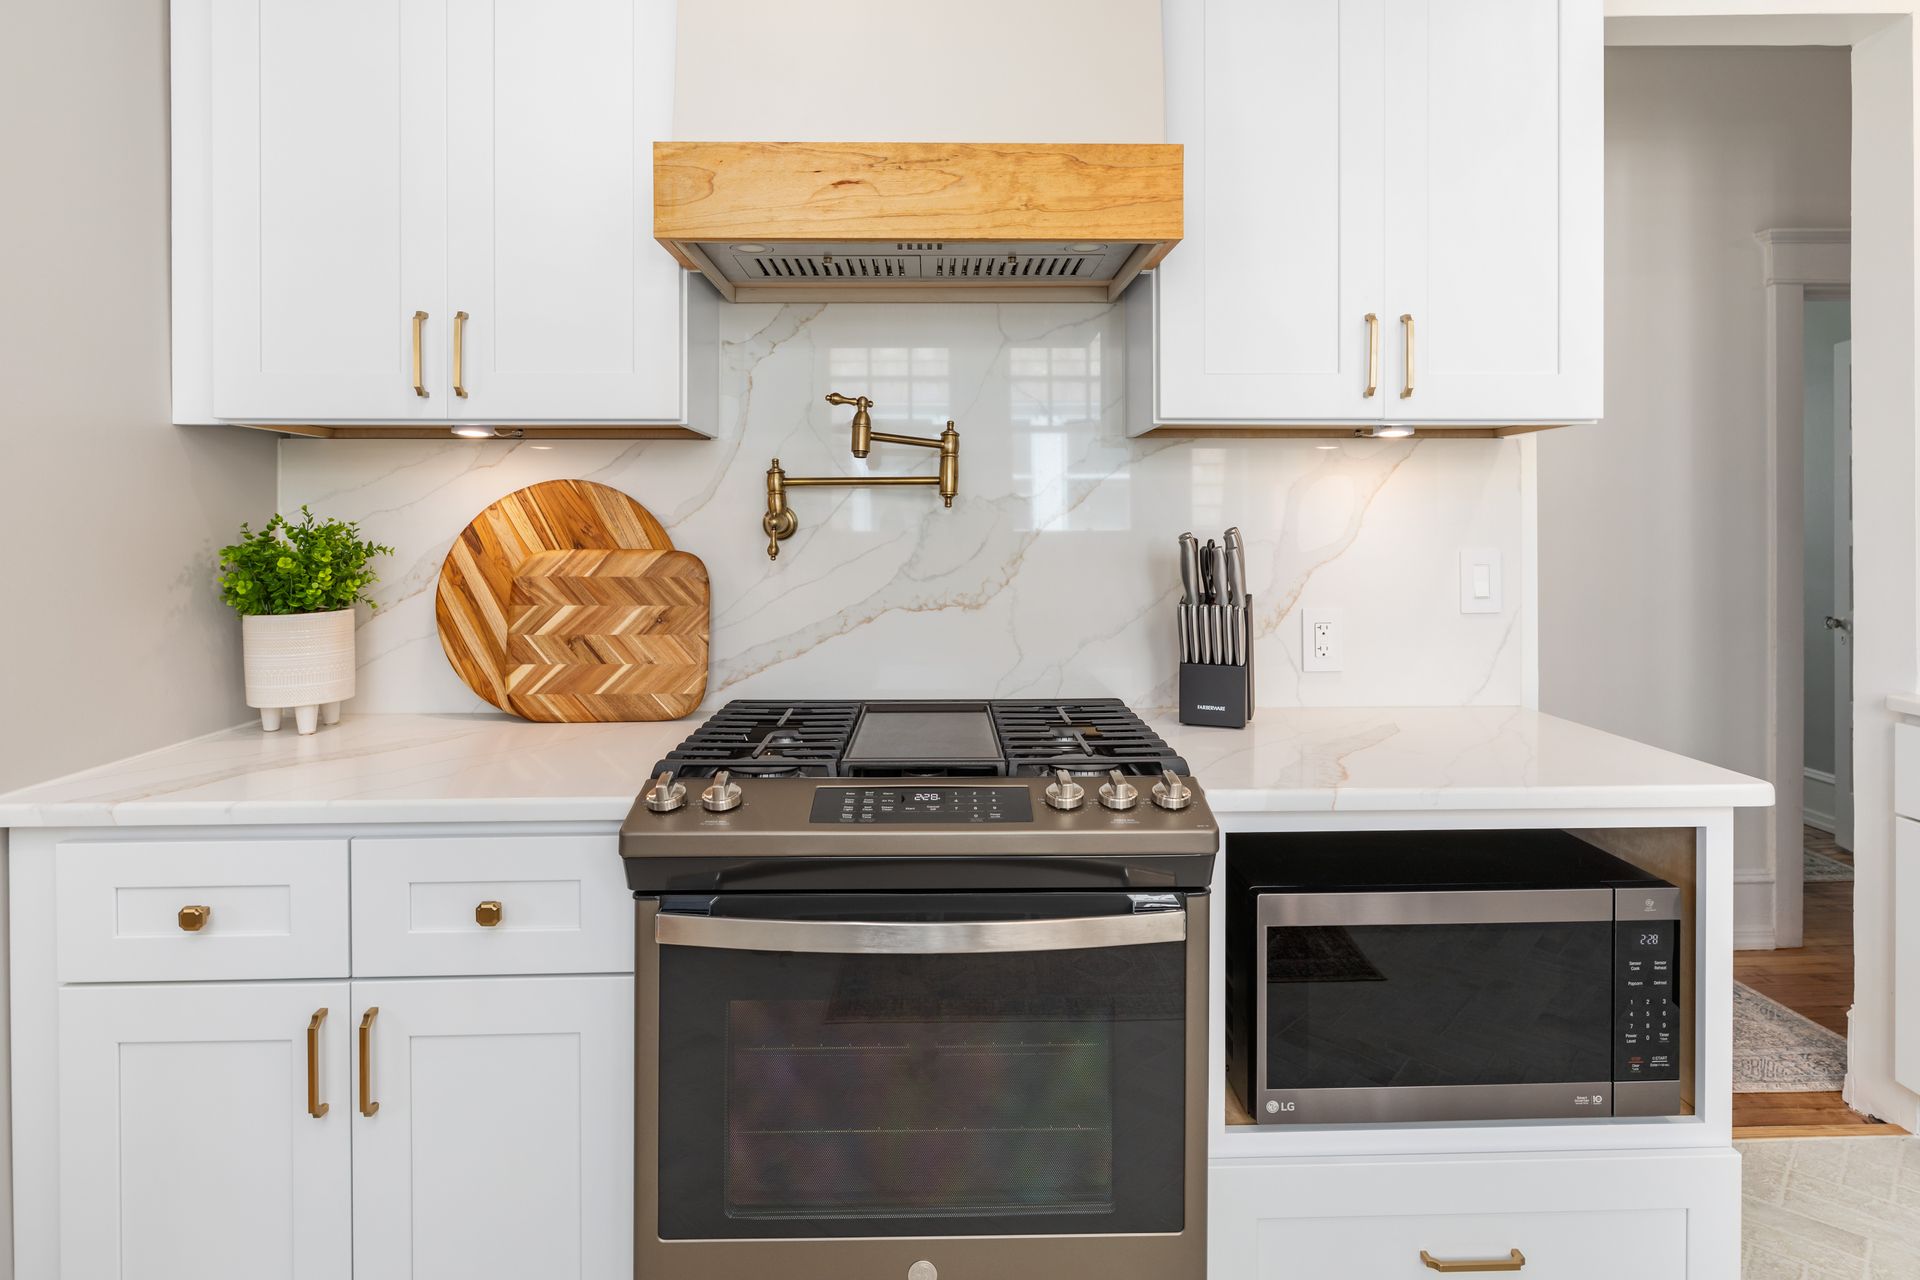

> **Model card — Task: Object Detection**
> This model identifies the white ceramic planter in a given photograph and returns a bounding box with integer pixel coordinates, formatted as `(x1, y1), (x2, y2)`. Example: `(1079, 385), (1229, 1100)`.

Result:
(242, 610), (356, 734)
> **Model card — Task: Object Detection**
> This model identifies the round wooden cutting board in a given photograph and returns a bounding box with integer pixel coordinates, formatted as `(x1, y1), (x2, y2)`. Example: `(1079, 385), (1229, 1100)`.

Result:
(436, 479), (710, 722)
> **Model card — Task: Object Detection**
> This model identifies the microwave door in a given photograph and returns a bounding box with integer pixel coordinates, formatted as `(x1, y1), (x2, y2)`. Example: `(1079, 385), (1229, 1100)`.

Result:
(1254, 888), (1619, 1125)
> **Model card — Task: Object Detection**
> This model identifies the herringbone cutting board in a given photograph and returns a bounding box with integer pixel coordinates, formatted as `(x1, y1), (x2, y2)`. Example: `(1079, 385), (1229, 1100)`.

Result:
(436, 480), (710, 722)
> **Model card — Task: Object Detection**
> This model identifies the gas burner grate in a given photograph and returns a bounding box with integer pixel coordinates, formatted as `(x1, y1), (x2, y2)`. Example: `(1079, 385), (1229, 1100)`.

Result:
(992, 699), (1188, 778)
(653, 700), (859, 779)
(653, 698), (1187, 780)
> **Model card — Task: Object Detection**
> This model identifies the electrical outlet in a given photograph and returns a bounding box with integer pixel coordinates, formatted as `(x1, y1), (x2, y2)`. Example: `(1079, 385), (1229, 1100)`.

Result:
(1301, 607), (1343, 672)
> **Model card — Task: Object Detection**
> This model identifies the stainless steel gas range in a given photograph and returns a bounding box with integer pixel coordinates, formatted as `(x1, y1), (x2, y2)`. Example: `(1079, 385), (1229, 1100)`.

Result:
(619, 699), (1218, 1280)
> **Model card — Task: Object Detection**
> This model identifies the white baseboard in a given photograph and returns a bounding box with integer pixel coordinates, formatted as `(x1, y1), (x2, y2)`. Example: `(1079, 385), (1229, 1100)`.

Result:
(1734, 871), (1777, 950)
(1804, 767), (1837, 833)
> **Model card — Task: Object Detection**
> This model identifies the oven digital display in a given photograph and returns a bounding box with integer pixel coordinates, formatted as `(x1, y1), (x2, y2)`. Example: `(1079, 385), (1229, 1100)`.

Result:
(807, 787), (1036, 824)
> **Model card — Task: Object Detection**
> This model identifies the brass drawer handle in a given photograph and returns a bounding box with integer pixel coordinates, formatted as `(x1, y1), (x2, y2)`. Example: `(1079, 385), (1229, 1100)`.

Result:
(306, 1008), (330, 1119)
(1364, 312), (1380, 397)
(411, 311), (429, 398)
(1400, 313), (1416, 399)
(178, 905), (211, 932)
(475, 899), (503, 928)
(453, 310), (469, 398)
(358, 1007), (380, 1117)
(1421, 1249), (1526, 1273)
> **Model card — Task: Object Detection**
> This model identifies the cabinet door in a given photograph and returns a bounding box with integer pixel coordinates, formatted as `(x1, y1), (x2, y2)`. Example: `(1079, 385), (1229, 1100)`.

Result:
(1153, 0), (1386, 425)
(1382, 0), (1602, 422)
(209, 0), (447, 419)
(444, 0), (684, 422)
(352, 976), (634, 1280)
(59, 982), (352, 1280)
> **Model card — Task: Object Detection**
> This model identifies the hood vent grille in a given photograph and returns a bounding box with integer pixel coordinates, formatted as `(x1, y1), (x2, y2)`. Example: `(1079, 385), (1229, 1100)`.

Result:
(746, 255), (920, 279)
(934, 255), (1091, 279)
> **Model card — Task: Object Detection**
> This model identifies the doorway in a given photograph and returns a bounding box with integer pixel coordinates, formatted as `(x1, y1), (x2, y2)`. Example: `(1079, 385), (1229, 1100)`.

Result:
(1805, 313), (1853, 854)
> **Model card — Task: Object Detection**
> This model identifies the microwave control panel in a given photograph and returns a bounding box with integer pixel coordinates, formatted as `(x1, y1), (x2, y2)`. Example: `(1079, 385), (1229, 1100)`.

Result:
(1614, 918), (1681, 1082)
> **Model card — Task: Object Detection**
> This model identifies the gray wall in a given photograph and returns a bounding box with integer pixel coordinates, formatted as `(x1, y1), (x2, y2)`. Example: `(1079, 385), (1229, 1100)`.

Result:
(0, 0), (276, 793)
(1538, 46), (1850, 933)
(1803, 298), (1850, 780)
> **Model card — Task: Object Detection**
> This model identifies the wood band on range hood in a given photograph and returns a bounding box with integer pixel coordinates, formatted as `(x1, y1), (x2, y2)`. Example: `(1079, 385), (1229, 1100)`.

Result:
(653, 141), (1183, 303)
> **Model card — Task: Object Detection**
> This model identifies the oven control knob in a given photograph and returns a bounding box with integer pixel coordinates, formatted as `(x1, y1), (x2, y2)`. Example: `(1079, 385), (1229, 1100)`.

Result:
(1043, 768), (1085, 811)
(643, 771), (687, 813)
(908, 1263), (938, 1280)
(1098, 769), (1139, 810)
(700, 769), (743, 813)
(1151, 770), (1193, 811)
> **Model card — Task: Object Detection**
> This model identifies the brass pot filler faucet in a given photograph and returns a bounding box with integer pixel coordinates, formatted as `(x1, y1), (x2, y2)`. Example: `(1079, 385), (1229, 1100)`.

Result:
(762, 392), (960, 560)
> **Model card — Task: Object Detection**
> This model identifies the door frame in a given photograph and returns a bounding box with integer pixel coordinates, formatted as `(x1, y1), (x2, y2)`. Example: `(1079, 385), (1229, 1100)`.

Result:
(1757, 227), (1850, 950)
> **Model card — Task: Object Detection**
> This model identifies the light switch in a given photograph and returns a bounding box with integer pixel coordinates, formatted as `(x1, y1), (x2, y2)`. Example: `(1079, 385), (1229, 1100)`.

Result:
(1459, 549), (1501, 614)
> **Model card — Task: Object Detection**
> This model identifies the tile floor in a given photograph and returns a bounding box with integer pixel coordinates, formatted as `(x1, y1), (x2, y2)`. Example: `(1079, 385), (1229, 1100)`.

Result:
(1739, 1137), (1920, 1278)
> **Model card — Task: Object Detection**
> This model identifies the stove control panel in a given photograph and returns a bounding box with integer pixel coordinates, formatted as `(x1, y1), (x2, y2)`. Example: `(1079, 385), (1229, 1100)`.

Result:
(808, 787), (1036, 824)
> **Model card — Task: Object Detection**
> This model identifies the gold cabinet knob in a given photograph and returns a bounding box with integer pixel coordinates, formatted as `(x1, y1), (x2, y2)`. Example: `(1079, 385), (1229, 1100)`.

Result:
(475, 900), (503, 928)
(178, 905), (211, 932)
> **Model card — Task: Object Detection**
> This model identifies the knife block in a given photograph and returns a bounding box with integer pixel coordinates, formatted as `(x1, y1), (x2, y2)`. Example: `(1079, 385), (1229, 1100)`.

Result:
(1178, 594), (1255, 729)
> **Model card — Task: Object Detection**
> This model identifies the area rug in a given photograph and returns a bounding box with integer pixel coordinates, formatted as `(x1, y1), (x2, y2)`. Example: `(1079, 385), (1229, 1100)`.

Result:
(1804, 847), (1856, 883)
(1739, 1135), (1919, 1278)
(1734, 983), (1848, 1093)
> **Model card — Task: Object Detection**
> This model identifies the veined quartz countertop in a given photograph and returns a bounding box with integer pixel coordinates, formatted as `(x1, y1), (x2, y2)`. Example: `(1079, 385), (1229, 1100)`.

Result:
(0, 707), (1771, 829)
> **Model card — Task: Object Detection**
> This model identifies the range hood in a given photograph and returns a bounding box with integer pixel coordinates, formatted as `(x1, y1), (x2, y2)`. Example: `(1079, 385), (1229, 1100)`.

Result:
(655, 1), (1180, 303)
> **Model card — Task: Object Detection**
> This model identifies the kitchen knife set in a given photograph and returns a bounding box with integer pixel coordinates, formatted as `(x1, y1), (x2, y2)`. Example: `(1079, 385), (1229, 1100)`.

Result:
(1177, 529), (1247, 664)
(1177, 527), (1256, 729)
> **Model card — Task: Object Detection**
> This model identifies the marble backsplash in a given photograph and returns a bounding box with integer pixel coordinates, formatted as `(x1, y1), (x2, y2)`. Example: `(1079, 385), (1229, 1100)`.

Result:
(280, 301), (1525, 715)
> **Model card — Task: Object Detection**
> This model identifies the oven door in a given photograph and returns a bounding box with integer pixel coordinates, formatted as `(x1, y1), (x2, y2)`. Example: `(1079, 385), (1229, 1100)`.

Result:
(637, 891), (1207, 1280)
(1256, 888), (1618, 1124)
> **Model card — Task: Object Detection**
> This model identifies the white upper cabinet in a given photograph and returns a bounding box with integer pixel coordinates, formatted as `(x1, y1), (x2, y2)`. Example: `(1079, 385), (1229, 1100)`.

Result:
(180, 0), (701, 429)
(1380, 0), (1602, 422)
(1139, 0), (1601, 431)
(443, 0), (685, 420)
(207, 0), (444, 421)
(1152, 0), (1385, 423)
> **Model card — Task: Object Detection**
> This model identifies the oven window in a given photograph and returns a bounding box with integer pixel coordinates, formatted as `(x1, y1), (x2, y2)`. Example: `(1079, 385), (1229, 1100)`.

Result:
(656, 895), (1187, 1240)
(1265, 920), (1613, 1089)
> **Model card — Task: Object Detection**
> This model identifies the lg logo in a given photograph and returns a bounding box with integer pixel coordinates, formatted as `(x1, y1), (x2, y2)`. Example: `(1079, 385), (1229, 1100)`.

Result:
(1264, 1100), (1297, 1114)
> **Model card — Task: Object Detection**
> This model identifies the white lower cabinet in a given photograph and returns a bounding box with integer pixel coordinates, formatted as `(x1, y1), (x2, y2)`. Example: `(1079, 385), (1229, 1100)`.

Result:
(1209, 1150), (1737, 1279)
(350, 975), (634, 1280)
(55, 973), (633, 1280)
(59, 982), (354, 1279)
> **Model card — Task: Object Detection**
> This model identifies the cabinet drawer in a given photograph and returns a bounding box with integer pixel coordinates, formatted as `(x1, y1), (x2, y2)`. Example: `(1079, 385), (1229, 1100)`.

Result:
(1210, 1151), (1732, 1280)
(56, 839), (349, 983)
(1261, 1208), (1685, 1279)
(351, 835), (632, 977)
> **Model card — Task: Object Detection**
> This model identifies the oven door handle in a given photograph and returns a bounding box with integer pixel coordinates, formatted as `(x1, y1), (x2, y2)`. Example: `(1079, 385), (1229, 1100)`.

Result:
(654, 907), (1186, 955)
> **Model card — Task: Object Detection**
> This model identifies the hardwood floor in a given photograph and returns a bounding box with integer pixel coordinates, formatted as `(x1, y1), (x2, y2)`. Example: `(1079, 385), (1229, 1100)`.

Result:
(1732, 827), (1903, 1136)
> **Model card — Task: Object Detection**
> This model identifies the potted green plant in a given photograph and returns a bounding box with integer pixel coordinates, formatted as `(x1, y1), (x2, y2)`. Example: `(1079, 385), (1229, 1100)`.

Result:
(217, 508), (393, 734)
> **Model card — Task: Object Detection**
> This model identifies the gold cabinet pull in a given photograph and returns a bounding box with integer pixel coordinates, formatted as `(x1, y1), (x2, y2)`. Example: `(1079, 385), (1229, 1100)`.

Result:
(1400, 313), (1416, 399)
(1364, 312), (1380, 397)
(453, 310), (469, 398)
(177, 905), (211, 932)
(358, 1007), (380, 1117)
(411, 311), (429, 398)
(1421, 1249), (1526, 1273)
(306, 1008), (330, 1119)
(475, 899), (503, 928)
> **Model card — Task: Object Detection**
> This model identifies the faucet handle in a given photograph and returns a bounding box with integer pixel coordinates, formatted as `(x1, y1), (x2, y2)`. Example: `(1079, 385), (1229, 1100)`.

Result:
(825, 392), (875, 457)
